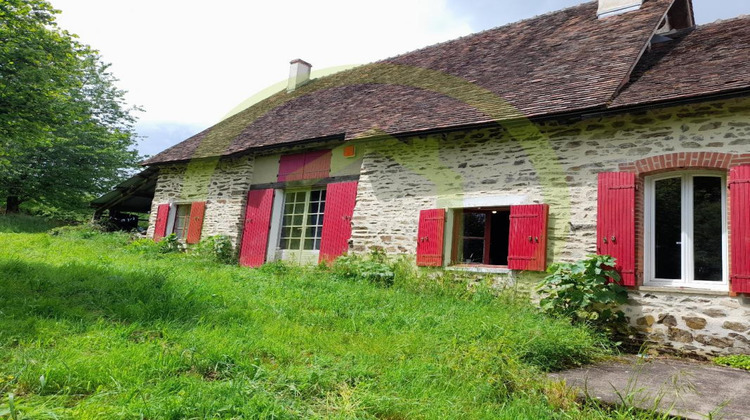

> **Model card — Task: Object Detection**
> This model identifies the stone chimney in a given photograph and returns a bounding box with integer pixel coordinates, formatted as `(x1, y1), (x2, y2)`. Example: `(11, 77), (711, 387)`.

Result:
(287, 59), (312, 92)
(597, 0), (643, 19)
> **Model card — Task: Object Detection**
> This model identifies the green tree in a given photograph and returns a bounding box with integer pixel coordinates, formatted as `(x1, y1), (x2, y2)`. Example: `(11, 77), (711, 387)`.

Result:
(0, 0), (140, 215)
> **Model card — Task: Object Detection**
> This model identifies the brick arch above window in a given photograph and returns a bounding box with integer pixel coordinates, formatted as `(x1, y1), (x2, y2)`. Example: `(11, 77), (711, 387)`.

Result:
(618, 152), (750, 175)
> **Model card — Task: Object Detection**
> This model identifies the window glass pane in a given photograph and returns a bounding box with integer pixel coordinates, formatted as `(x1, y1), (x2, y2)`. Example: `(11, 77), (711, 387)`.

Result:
(173, 204), (191, 240)
(693, 176), (723, 281)
(654, 178), (682, 279)
(463, 212), (486, 238)
(461, 239), (484, 263)
(279, 188), (327, 251)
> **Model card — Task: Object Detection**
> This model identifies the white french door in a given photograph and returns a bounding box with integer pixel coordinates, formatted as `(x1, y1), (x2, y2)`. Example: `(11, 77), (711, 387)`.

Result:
(644, 172), (728, 290)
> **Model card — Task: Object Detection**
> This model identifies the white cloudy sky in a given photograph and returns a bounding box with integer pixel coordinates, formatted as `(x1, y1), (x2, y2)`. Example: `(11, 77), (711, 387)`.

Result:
(51, 0), (749, 157)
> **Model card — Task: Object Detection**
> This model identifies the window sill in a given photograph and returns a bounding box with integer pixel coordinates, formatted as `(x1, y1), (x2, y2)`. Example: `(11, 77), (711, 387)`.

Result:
(638, 285), (730, 296)
(446, 264), (511, 274)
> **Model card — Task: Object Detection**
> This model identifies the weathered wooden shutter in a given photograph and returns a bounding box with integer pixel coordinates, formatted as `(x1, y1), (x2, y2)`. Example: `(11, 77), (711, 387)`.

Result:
(277, 153), (306, 182)
(277, 150), (332, 182)
(303, 150), (332, 180)
(186, 201), (206, 244)
(416, 209), (445, 267)
(319, 181), (358, 264)
(153, 203), (170, 241)
(508, 204), (549, 271)
(730, 165), (750, 293)
(239, 189), (274, 267)
(597, 172), (636, 286)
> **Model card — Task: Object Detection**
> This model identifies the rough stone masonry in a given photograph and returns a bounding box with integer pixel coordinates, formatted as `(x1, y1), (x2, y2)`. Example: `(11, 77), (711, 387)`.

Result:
(147, 97), (750, 356)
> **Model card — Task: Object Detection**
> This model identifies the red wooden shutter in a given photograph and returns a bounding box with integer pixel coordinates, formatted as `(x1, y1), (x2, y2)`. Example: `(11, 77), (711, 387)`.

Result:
(597, 172), (636, 286)
(153, 203), (170, 242)
(416, 209), (445, 267)
(319, 181), (358, 264)
(730, 165), (750, 293)
(278, 153), (306, 182)
(508, 204), (549, 271)
(239, 189), (275, 267)
(303, 150), (332, 180)
(277, 150), (332, 182)
(185, 201), (206, 244)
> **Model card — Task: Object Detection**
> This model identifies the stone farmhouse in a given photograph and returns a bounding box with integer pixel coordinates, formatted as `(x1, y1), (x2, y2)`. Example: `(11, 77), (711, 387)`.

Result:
(98, 0), (750, 355)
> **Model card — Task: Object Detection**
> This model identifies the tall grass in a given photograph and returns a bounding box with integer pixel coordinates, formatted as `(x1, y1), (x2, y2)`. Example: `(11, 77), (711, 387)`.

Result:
(0, 214), (63, 233)
(0, 219), (632, 418)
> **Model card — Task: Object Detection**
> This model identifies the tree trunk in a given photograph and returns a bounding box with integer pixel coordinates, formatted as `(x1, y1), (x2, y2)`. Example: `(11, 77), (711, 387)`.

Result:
(5, 195), (20, 213)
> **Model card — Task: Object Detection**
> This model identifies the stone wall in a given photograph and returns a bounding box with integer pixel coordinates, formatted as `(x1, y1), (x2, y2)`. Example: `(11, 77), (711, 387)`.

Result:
(350, 97), (750, 355)
(625, 289), (750, 357)
(144, 96), (750, 355)
(146, 155), (254, 246)
(351, 97), (750, 263)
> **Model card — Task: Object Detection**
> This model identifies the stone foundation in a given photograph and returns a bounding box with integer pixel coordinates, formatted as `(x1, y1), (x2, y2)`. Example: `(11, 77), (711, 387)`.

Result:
(624, 289), (750, 357)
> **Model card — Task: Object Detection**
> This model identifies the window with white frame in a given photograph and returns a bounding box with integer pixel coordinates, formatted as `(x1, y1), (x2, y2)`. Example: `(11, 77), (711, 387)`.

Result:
(645, 172), (727, 289)
(279, 189), (326, 251)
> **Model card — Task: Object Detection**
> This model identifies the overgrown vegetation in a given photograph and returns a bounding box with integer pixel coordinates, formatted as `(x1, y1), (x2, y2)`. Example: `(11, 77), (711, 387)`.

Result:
(0, 215), (672, 418)
(0, 213), (63, 233)
(537, 255), (630, 337)
(714, 355), (750, 371)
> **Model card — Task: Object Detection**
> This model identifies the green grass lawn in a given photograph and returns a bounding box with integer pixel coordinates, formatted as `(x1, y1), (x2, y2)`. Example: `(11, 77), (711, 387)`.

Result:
(0, 219), (642, 419)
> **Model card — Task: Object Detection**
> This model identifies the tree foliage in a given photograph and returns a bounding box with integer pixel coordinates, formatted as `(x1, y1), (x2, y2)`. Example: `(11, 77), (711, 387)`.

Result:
(0, 0), (140, 215)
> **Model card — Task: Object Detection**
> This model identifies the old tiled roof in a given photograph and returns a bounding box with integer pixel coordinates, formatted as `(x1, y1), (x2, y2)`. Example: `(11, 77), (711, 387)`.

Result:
(144, 0), (679, 165)
(612, 15), (750, 108)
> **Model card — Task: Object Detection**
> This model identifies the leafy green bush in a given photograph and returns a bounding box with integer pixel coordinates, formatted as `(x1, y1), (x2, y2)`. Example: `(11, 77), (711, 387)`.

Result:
(158, 234), (184, 253)
(192, 235), (235, 264)
(331, 250), (395, 286)
(537, 255), (629, 336)
(714, 355), (750, 370)
(126, 234), (184, 255)
(256, 260), (293, 276)
(126, 237), (163, 255)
